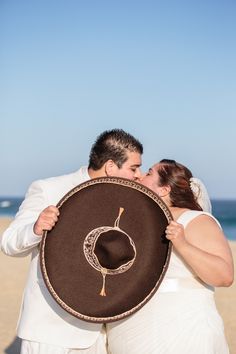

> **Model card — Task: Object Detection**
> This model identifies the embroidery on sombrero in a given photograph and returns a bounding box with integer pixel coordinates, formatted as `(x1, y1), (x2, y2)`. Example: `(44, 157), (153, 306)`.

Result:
(83, 207), (136, 296)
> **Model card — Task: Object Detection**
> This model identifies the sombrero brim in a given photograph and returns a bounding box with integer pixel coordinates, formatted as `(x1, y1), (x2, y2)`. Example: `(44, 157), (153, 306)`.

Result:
(40, 177), (172, 323)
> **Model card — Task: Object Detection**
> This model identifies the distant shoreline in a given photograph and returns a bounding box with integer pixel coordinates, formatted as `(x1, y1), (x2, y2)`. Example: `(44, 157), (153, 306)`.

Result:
(2, 200), (236, 240)
(1, 213), (235, 244)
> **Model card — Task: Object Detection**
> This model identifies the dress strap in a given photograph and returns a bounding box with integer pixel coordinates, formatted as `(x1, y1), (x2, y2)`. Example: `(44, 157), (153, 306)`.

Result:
(177, 210), (221, 229)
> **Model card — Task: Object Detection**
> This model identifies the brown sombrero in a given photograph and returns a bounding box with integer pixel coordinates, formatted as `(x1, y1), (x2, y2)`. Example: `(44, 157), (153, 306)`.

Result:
(40, 177), (172, 323)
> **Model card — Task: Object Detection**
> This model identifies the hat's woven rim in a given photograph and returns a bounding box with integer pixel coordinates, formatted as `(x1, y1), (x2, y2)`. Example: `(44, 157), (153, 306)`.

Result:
(40, 177), (173, 323)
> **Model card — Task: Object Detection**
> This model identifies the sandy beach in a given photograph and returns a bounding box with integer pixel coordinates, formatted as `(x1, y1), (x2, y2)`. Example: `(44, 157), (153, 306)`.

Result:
(0, 217), (235, 354)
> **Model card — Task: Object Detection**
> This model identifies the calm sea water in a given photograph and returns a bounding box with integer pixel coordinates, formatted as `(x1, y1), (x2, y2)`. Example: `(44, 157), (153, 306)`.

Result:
(0, 197), (235, 240)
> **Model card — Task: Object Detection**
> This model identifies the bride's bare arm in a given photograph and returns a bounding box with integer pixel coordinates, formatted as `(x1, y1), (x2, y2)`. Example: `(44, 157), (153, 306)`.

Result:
(166, 216), (234, 287)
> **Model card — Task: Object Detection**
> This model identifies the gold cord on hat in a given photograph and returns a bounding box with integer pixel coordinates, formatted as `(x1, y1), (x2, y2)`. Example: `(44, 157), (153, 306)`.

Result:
(114, 207), (124, 228)
(100, 267), (108, 296)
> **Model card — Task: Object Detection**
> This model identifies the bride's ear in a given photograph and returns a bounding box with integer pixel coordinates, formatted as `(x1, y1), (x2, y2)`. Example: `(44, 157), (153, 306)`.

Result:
(158, 185), (171, 198)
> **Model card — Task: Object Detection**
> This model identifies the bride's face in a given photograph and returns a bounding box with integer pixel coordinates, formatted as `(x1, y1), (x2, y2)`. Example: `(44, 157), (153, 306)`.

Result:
(140, 164), (161, 194)
(140, 164), (171, 200)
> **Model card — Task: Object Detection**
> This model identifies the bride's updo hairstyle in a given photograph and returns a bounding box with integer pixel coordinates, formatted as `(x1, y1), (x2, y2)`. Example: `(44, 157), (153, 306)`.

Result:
(157, 159), (202, 211)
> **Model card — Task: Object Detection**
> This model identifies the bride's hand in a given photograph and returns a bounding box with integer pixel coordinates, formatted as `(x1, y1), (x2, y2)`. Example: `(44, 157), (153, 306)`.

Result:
(165, 221), (188, 249)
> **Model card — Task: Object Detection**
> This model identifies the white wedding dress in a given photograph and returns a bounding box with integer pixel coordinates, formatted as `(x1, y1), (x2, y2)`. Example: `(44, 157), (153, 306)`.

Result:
(107, 211), (229, 354)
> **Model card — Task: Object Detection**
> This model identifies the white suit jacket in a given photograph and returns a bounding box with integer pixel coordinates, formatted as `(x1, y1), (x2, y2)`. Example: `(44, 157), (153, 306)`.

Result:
(1, 166), (103, 348)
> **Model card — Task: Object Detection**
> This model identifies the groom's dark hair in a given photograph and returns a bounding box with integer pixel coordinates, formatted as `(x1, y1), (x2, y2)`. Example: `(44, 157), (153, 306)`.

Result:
(88, 129), (143, 170)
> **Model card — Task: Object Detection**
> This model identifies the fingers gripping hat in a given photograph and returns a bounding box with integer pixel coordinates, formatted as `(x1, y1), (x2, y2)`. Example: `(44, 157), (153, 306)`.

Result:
(40, 177), (172, 323)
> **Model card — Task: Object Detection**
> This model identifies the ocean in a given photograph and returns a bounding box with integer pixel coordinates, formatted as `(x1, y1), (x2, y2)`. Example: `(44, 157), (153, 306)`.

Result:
(0, 197), (235, 241)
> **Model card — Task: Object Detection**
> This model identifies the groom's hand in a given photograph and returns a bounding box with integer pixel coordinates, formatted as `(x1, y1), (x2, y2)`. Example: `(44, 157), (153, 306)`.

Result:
(33, 205), (60, 236)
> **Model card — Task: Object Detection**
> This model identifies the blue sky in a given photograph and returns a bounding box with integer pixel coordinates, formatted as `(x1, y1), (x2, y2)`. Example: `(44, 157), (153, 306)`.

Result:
(1, 0), (236, 199)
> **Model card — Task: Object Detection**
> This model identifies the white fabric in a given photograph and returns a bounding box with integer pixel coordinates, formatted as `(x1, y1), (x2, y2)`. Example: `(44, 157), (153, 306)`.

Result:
(20, 328), (107, 354)
(1, 167), (104, 348)
(106, 211), (229, 354)
(158, 276), (211, 292)
(190, 177), (212, 213)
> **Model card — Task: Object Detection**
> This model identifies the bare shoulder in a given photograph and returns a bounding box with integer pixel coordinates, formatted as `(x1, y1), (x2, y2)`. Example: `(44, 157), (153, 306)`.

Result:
(185, 213), (230, 253)
(187, 213), (220, 230)
(182, 213), (233, 280)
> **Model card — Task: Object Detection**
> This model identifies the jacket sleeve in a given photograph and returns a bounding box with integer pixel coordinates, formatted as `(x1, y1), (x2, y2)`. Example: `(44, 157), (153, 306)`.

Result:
(1, 180), (49, 257)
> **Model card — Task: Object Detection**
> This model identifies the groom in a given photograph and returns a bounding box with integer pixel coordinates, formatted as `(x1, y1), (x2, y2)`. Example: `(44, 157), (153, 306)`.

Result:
(1, 128), (143, 354)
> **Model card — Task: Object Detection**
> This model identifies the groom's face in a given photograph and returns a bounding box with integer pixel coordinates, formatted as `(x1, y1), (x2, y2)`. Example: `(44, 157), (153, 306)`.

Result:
(109, 151), (142, 181)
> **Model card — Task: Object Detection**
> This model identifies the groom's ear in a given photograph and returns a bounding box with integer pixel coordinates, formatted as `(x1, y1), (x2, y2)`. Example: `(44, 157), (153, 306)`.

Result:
(104, 159), (117, 176)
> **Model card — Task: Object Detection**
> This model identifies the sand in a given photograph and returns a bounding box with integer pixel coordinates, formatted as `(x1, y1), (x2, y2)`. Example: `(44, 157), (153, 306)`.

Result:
(0, 217), (235, 354)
